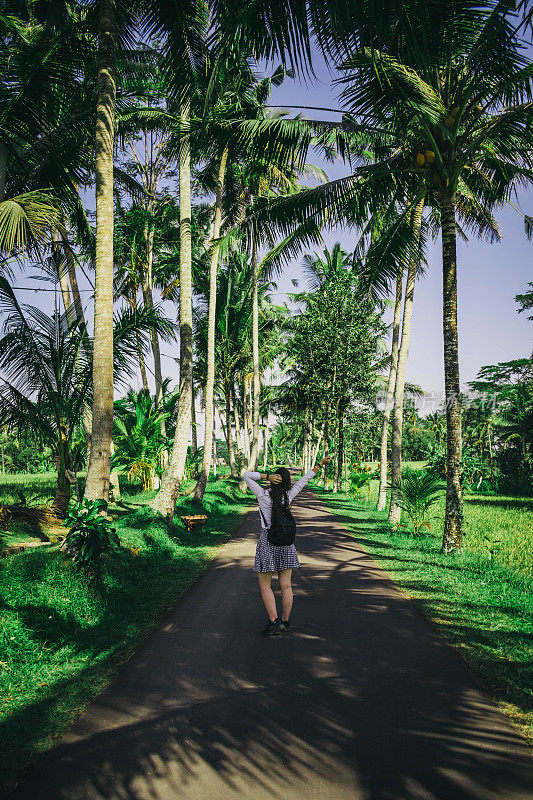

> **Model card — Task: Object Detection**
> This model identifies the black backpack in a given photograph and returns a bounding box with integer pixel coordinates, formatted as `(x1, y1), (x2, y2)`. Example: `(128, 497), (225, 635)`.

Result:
(267, 496), (297, 546)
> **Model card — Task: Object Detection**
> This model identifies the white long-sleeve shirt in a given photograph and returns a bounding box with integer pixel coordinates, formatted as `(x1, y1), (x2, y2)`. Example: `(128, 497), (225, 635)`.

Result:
(243, 470), (316, 529)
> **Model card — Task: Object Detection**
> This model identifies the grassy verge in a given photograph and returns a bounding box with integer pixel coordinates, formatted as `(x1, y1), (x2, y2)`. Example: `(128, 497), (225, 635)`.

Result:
(0, 477), (250, 797)
(313, 485), (533, 740)
(341, 465), (533, 580)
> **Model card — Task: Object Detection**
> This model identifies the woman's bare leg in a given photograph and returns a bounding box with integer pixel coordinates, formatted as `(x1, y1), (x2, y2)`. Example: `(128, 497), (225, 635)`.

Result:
(278, 568), (293, 621)
(258, 572), (278, 621)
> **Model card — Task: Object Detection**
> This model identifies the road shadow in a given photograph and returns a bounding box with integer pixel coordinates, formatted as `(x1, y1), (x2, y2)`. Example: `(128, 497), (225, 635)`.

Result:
(6, 490), (533, 800)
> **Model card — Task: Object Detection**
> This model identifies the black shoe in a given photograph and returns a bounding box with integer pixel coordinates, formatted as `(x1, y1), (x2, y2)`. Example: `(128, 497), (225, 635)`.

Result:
(280, 619), (291, 632)
(261, 619), (282, 636)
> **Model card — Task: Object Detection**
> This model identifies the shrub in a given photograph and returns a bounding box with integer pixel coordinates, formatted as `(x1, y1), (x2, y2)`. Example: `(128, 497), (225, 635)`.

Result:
(62, 499), (120, 585)
(349, 471), (372, 500)
(394, 468), (443, 535)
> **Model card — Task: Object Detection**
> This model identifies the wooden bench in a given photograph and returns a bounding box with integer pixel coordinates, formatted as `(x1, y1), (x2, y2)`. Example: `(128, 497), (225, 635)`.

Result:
(180, 514), (208, 534)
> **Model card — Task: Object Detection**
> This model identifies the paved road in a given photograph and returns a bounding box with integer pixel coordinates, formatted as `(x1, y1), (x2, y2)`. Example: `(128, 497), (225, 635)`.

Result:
(10, 489), (533, 800)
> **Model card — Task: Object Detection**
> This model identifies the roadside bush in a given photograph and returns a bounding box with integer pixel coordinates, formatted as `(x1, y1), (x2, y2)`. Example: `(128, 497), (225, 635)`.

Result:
(395, 468), (443, 535)
(62, 499), (120, 585)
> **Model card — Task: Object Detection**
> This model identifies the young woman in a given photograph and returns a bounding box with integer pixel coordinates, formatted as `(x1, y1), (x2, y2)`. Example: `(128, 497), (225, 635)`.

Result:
(244, 457), (331, 636)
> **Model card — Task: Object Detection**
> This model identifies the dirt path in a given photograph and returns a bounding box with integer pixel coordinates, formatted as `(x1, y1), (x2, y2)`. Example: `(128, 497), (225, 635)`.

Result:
(10, 488), (533, 800)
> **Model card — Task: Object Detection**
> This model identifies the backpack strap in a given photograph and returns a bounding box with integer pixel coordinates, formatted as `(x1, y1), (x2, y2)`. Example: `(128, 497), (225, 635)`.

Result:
(259, 506), (268, 529)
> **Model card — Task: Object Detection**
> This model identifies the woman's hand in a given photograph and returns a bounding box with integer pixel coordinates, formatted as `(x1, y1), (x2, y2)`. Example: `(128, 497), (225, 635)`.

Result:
(268, 473), (282, 484)
(313, 456), (332, 472)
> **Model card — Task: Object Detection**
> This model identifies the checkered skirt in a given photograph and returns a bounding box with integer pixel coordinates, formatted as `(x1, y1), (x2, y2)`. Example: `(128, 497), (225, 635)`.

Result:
(253, 529), (301, 573)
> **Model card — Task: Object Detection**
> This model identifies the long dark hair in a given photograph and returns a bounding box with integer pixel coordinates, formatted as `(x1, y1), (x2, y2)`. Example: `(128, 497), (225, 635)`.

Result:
(269, 467), (291, 517)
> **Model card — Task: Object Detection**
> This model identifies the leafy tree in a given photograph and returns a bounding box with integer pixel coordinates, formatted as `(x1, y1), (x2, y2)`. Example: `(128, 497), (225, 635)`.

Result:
(284, 245), (386, 491)
(515, 282), (533, 321)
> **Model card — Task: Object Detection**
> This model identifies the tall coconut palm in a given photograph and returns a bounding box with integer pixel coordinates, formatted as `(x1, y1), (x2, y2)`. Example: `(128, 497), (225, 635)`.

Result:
(151, 102), (194, 517)
(192, 143), (229, 501)
(243, 1), (533, 551)
(191, 57), (313, 499)
(84, 0), (118, 502)
(144, 0), (208, 518)
(237, 154), (325, 475)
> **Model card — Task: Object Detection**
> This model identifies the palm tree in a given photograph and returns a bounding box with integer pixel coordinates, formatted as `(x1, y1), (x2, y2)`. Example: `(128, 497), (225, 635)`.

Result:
(0, 192), (60, 258)
(145, 0), (209, 518)
(0, 280), (91, 517)
(84, 0), (118, 502)
(0, 276), (167, 516)
(189, 55), (317, 499)
(192, 142), (228, 501)
(244, 1), (533, 551)
(152, 101), (195, 517)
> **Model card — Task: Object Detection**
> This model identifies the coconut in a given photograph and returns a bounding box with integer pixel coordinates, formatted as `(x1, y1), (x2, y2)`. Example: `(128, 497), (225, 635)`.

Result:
(415, 153), (426, 167)
(425, 150), (436, 163)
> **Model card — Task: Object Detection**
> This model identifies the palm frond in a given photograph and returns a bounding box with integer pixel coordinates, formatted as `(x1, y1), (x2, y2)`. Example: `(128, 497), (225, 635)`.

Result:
(0, 192), (59, 254)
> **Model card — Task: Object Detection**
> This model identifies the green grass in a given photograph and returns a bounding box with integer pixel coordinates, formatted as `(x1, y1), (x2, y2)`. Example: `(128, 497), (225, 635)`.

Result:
(0, 477), (251, 797)
(0, 472), (59, 505)
(357, 468), (533, 580)
(313, 484), (533, 739)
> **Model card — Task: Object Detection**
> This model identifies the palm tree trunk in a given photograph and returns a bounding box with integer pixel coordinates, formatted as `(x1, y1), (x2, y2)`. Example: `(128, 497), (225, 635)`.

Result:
(52, 227), (76, 329)
(312, 427), (323, 466)
(142, 221), (167, 461)
(191, 381), (198, 456)
(232, 384), (243, 458)
(225, 386), (238, 477)
(301, 407), (310, 473)
(332, 414), (339, 489)
(138, 340), (149, 390)
(238, 374), (253, 491)
(152, 102), (192, 518)
(377, 268), (403, 510)
(336, 408), (344, 492)
(323, 408), (330, 489)
(212, 424), (217, 477)
(193, 145), (229, 502)
(248, 227), (261, 470)
(52, 432), (72, 518)
(263, 413), (269, 470)
(388, 197), (424, 525)
(440, 194), (463, 552)
(239, 373), (252, 492)
(85, 0), (117, 503)
(131, 293), (149, 390)
(60, 227), (85, 328)
(142, 225), (163, 400)
(242, 374), (251, 462)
